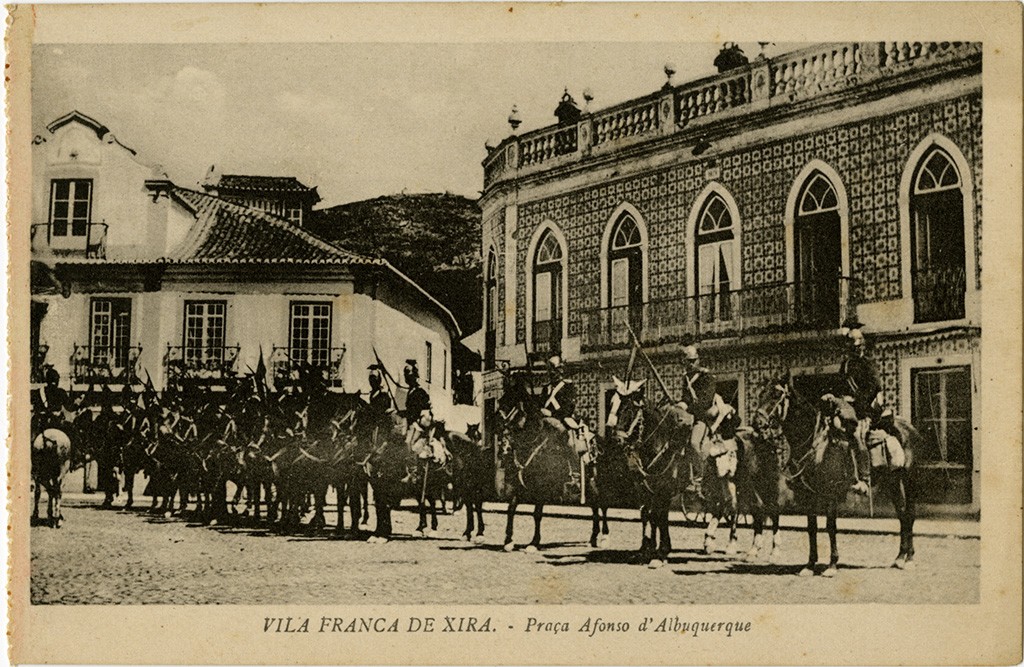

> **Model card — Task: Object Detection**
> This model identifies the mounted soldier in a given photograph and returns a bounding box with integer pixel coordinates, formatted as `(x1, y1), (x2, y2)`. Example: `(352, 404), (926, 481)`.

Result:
(831, 321), (905, 494)
(540, 355), (592, 456)
(680, 343), (716, 497)
(32, 367), (70, 434)
(401, 360), (447, 464)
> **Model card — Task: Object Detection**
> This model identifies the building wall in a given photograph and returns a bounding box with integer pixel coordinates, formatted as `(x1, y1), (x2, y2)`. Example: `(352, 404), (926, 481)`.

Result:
(33, 122), (188, 258)
(481, 49), (982, 512)
(510, 91), (981, 344)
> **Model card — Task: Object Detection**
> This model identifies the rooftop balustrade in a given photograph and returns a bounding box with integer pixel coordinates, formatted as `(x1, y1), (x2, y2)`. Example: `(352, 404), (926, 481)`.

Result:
(483, 42), (980, 188)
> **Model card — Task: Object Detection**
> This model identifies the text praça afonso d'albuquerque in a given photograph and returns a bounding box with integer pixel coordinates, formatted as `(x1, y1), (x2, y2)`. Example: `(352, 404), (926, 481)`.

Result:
(263, 616), (753, 637)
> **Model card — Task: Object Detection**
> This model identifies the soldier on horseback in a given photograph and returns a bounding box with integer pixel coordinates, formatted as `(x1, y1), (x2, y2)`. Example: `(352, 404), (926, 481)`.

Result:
(833, 322), (905, 494)
(680, 344), (716, 497)
(540, 355), (591, 455)
(31, 367), (70, 433)
(402, 360), (447, 464)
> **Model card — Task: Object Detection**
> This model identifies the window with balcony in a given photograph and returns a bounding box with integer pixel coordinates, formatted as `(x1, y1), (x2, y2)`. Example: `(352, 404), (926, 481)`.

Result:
(608, 214), (644, 339)
(794, 171), (842, 328)
(183, 301), (227, 368)
(532, 229), (563, 354)
(289, 302), (332, 366)
(90, 298), (132, 372)
(695, 194), (735, 324)
(911, 147), (966, 323)
(49, 179), (92, 237)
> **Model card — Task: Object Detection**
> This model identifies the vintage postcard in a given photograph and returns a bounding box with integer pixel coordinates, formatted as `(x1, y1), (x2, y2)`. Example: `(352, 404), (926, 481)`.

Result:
(7, 2), (1022, 665)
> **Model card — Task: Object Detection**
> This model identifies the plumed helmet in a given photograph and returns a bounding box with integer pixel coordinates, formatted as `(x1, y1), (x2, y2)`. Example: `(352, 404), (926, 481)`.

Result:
(547, 354), (562, 369)
(683, 345), (699, 361)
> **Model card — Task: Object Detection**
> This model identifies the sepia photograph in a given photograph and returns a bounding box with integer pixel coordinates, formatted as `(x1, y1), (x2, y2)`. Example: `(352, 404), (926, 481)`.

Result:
(7, 3), (1022, 665)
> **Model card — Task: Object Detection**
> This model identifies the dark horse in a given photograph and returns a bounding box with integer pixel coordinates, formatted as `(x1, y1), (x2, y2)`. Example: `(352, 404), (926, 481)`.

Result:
(783, 381), (920, 576)
(604, 377), (694, 568)
(734, 380), (794, 562)
(448, 423), (494, 543)
(495, 371), (582, 552)
(584, 424), (638, 548)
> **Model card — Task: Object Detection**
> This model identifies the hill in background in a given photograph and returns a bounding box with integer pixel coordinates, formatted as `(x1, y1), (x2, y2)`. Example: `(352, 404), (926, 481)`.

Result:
(308, 193), (482, 336)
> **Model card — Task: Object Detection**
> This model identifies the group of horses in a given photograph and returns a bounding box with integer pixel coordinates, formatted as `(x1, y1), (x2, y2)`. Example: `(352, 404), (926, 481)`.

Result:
(31, 365), (920, 577)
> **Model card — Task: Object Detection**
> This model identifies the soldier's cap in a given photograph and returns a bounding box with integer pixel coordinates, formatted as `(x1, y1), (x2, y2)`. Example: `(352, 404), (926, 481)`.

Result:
(367, 363), (383, 371)
(405, 359), (418, 367)
(547, 354), (562, 368)
(682, 345), (699, 361)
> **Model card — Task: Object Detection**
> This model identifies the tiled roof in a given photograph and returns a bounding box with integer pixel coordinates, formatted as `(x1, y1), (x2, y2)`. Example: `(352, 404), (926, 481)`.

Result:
(213, 175), (316, 194)
(166, 187), (379, 265)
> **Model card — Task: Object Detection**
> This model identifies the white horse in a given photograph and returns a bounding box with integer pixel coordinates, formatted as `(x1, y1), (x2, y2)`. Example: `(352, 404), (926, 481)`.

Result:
(32, 428), (72, 528)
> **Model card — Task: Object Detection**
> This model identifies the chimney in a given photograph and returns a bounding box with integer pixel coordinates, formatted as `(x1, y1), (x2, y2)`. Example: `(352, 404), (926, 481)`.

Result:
(554, 89), (582, 126)
(713, 42), (749, 73)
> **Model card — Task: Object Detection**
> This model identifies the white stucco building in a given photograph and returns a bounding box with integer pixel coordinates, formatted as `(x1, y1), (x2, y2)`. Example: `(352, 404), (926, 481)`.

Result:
(30, 111), (461, 419)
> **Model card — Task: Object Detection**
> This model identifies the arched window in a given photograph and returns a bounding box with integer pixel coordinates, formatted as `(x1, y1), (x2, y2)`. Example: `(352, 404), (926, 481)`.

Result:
(794, 171), (842, 327)
(695, 194), (735, 322)
(484, 250), (498, 367)
(532, 229), (563, 353)
(607, 214), (644, 338)
(911, 147), (965, 322)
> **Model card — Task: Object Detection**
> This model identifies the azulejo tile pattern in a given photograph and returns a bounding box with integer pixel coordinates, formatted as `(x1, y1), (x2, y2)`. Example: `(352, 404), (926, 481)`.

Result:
(507, 92), (981, 345)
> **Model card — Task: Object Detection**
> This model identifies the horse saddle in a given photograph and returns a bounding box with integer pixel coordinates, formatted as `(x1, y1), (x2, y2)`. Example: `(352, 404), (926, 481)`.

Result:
(866, 429), (906, 469)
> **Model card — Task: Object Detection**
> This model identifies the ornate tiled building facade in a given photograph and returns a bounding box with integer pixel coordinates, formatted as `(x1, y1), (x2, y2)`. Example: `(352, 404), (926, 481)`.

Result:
(482, 43), (982, 512)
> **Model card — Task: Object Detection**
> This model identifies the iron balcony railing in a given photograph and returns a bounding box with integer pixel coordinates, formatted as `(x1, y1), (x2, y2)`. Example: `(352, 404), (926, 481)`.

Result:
(270, 345), (346, 387)
(165, 344), (241, 382)
(70, 343), (143, 385)
(913, 266), (966, 323)
(532, 318), (562, 356)
(580, 278), (860, 351)
(31, 222), (108, 259)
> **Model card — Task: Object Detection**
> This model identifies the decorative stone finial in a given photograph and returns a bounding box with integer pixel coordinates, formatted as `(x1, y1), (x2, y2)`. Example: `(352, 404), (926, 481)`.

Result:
(508, 105), (522, 132)
(663, 62), (677, 88)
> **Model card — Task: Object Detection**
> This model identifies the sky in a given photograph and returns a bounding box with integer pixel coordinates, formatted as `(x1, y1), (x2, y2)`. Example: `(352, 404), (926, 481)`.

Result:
(32, 42), (795, 207)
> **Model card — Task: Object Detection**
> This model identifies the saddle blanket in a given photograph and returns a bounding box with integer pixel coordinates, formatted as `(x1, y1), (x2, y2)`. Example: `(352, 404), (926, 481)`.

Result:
(708, 437), (738, 477)
(867, 429), (906, 469)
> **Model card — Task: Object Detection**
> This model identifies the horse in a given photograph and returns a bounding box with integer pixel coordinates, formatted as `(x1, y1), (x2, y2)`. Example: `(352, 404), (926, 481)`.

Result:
(362, 411), (450, 543)
(699, 412), (744, 556)
(32, 427), (73, 527)
(448, 423), (494, 543)
(495, 371), (582, 552)
(735, 380), (794, 562)
(783, 381), (920, 576)
(583, 428), (637, 548)
(604, 376), (694, 568)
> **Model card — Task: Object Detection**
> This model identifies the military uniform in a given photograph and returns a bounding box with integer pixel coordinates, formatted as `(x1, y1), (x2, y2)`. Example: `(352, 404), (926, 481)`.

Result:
(540, 357), (592, 454)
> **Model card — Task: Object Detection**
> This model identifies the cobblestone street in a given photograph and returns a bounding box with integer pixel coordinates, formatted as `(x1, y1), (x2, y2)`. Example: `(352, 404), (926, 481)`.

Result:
(31, 494), (979, 605)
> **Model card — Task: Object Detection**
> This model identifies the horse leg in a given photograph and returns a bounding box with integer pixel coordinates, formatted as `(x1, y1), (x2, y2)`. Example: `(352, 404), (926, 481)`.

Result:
(360, 480), (371, 528)
(430, 497), (439, 532)
(475, 501), (486, 541)
(32, 479), (41, 524)
(704, 512), (720, 554)
(725, 479), (739, 556)
(124, 468), (135, 509)
(746, 509), (764, 561)
(889, 471), (916, 569)
(638, 505), (653, 564)
(768, 510), (783, 563)
(53, 479), (63, 528)
(526, 503), (542, 552)
(463, 497), (475, 541)
(503, 499), (517, 551)
(799, 513), (818, 576)
(589, 506), (601, 547)
(601, 507), (610, 543)
(650, 506), (670, 568)
(823, 506), (839, 577)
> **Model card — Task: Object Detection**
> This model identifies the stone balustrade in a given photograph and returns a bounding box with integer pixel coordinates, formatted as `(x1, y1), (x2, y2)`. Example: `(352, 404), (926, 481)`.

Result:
(482, 41), (980, 188)
(676, 70), (751, 126)
(592, 98), (660, 145)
